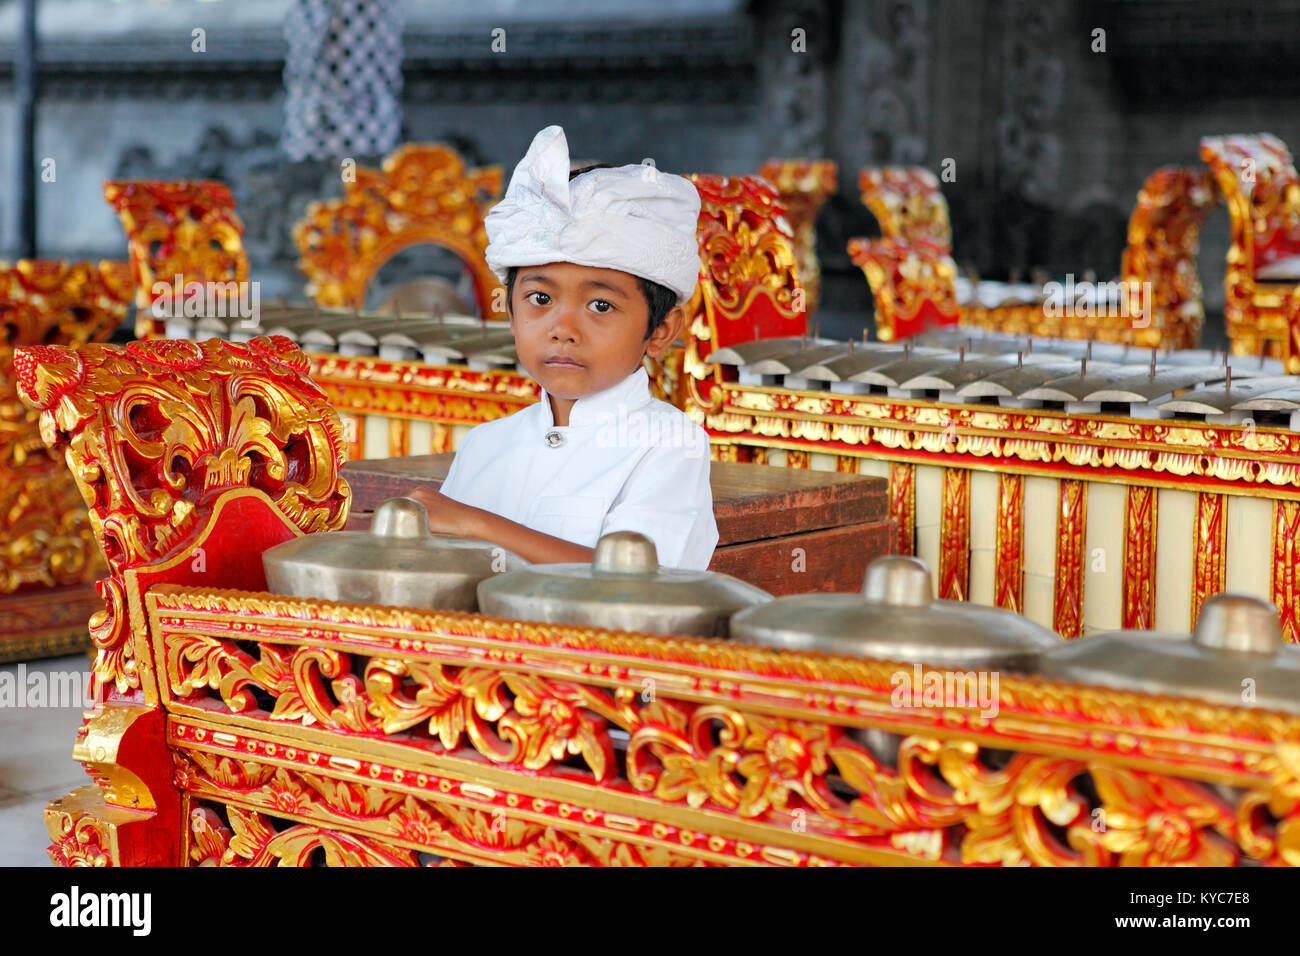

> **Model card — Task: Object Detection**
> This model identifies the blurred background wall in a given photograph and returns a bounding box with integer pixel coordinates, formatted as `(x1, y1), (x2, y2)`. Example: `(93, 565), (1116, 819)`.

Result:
(0, 0), (1297, 342)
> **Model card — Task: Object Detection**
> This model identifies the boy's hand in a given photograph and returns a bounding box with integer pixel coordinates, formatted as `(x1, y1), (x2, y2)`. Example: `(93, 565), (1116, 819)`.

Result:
(404, 487), (478, 538)
(400, 485), (595, 565)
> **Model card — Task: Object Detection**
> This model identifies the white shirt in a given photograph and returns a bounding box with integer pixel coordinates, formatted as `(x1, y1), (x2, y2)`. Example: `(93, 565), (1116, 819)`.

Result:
(438, 367), (719, 570)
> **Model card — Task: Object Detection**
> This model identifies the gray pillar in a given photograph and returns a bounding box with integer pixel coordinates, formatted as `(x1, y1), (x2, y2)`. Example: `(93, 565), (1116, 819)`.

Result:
(15, 0), (37, 258)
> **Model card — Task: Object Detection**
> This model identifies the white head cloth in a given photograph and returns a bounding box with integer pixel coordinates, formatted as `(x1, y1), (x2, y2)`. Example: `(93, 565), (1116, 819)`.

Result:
(484, 125), (702, 305)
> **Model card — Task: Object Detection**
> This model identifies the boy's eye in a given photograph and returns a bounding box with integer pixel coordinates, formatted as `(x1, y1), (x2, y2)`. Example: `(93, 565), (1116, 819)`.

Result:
(588, 299), (614, 314)
(525, 291), (550, 306)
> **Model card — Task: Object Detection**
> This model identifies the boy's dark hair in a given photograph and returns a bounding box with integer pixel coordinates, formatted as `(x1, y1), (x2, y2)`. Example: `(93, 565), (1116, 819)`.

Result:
(503, 163), (679, 340)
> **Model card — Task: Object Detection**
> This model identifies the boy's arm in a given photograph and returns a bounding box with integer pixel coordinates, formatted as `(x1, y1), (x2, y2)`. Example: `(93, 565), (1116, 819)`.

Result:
(404, 487), (595, 565)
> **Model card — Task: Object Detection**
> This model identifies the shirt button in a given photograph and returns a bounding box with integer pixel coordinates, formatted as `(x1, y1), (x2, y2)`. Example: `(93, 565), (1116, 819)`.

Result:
(545, 430), (565, 448)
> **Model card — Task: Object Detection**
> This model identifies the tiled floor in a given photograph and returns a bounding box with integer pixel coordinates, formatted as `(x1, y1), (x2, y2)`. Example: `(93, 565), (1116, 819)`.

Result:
(0, 654), (95, 866)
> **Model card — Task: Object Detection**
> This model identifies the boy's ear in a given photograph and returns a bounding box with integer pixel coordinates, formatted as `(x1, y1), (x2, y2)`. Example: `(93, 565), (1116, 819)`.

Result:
(644, 305), (685, 359)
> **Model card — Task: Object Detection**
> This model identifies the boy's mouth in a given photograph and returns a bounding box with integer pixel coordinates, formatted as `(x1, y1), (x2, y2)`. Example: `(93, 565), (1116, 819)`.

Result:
(543, 354), (585, 369)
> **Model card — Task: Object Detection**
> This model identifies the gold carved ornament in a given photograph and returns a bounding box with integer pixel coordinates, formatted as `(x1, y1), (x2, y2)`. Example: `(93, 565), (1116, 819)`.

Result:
(700, 382), (1300, 493)
(757, 159), (837, 315)
(47, 789), (120, 867)
(1053, 479), (1087, 639)
(148, 587), (1300, 866)
(103, 181), (250, 340)
(182, 767), (709, 867)
(858, 166), (953, 251)
(292, 144), (505, 317)
(993, 473), (1024, 614)
(1121, 485), (1157, 630)
(1199, 134), (1300, 371)
(938, 467), (969, 601)
(847, 237), (959, 342)
(1120, 167), (1219, 350)
(679, 175), (807, 415)
(12, 336), (352, 696)
(0, 261), (134, 597)
(853, 165), (1220, 348)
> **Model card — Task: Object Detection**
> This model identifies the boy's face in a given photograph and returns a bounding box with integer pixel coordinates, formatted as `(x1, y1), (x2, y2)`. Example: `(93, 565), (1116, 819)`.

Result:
(510, 261), (683, 400)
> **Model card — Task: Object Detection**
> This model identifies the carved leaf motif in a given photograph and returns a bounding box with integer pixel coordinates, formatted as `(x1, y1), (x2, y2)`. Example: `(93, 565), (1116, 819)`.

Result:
(264, 827), (417, 867)
(176, 750), (273, 792)
(298, 771), (404, 819)
(165, 632), (258, 711)
(735, 713), (833, 817)
(284, 645), (377, 731)
(365, 658), (470, 743)
(1084, 766), (1237, 867)
(518, 829), (587, 867)
(498, 673), (615, 780)
(226, 805), (275, 865)
(387, 795), (447, 847)
(660, 748), (740, 811)
(438, 803), (542, 851)
(15, 336), (351, 697)
(828, 745), (946, 832)
(189, 807), (232, 866)
(90, 576), (134, 693)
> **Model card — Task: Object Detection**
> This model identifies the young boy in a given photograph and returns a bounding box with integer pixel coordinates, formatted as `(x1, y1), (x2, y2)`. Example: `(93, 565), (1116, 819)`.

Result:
(407, 125), (718, 570)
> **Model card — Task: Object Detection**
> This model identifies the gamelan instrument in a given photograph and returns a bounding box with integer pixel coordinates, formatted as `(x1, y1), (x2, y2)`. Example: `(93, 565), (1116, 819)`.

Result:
(476, 530), (772, 638)
(16, 336), (1300, 868)
(694, 326), (1300, 645)
(731, 554), (1060, 672)
(1039, 591), (1300, 714)
(263, 496), (525, 612)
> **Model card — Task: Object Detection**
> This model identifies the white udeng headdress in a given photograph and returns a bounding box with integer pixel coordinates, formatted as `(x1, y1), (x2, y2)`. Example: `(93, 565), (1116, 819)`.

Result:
(484, 125), (702, 305)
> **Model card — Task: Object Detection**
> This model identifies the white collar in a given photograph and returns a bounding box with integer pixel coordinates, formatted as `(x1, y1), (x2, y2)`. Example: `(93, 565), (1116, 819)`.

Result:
(538, 366), (655, 429)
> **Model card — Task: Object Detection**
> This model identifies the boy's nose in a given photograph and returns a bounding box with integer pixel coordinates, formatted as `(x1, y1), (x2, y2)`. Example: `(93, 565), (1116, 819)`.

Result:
(548, 311), (580, 342)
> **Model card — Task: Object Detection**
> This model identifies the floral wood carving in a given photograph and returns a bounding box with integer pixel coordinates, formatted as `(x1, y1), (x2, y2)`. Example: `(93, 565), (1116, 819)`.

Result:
(186, 782), (711, 867)
(680, 175), (807, 413)
(104, 181), (249, 340)
(12, 337), (351, 694)
(1120, 167), (1219, 350)
(146, 584), (1300, 866)
(1200, 134), (1300, 370)
(757, 160), (837, 315)
(858, 166), (953, 251)
(0, 260), (134, 596)
(847, 236), (959, 341)
(292, 144), (505, 317)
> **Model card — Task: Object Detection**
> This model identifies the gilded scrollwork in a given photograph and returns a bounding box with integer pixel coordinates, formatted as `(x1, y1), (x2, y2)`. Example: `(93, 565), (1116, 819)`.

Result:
(701, 384), (1300, 494)
(857, 166), (953, 250)
(1200, 134), (1300, 371)
(0, 260), (132, 619)
(1070, 767), (1239, 867)
(191, 803), (418, 867)
(1120, 167), (1219, 349)
(47, 802), (114, 868)
(103, 180), (248, 340)
(292, 144), (504, 317)
(1234, 742), (1300, 866)
(680, 175), (806, 412)
(847, 236), (959, 342)
(185, 774), (712, 868)
(141, 583), (1300, 866)
(14, 337), (351, 692)
(757, 160), (837, 315)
